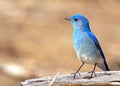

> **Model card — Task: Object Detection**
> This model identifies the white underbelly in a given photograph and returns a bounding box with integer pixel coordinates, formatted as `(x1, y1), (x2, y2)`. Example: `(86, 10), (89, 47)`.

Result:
(77, 52), (103, 64)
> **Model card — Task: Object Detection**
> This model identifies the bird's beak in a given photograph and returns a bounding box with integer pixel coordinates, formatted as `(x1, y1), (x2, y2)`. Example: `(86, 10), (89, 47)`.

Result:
(64, 18), (70, 21)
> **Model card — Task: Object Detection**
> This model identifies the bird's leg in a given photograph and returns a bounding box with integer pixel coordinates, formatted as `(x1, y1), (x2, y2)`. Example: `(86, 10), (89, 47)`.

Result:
(72, 62), (85, 79)
(89, 63), (97, 78)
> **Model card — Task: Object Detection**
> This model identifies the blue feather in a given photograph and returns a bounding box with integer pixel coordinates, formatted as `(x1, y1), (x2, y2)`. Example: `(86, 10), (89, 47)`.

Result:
(87, 32), (109, 71)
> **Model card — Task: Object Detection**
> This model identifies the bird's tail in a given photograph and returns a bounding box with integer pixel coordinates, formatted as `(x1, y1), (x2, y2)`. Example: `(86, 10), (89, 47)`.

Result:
(97, 60), (110, 71)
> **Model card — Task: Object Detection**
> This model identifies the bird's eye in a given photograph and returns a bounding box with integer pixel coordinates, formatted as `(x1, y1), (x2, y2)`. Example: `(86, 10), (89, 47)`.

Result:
(74, 18), (78, 21)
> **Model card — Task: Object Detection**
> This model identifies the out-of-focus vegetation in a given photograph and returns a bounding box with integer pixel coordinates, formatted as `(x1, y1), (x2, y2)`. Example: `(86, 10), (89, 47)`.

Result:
(0, 0), (120, 86)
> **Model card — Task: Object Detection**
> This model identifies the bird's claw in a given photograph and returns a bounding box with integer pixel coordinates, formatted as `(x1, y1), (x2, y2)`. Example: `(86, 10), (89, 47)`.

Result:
(71, 72), (81, 79)
(87, 71), (97, 77)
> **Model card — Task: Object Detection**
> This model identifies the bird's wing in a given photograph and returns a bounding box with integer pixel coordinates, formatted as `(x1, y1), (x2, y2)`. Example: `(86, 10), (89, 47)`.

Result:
(87, 32), (109, 71)
(87, 32), (103, 57)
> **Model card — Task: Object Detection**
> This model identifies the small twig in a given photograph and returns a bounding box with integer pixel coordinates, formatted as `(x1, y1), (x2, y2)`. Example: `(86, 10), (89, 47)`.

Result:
(49, 72), (61, 86)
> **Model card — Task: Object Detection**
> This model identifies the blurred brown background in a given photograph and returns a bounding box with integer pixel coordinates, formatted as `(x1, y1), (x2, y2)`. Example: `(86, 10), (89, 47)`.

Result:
(0, 0), (120, 86)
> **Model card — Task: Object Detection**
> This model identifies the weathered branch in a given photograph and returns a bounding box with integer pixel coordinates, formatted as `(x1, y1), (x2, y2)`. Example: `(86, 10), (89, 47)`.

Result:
(21, 71), (120, 86)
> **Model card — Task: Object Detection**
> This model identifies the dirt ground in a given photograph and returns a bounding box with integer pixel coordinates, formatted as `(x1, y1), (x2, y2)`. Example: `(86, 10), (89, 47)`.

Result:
(0, 0), (120, 86)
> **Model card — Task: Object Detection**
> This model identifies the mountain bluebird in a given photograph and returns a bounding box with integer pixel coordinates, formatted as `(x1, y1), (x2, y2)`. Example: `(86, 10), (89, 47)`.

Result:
(65, 14), (110, 78)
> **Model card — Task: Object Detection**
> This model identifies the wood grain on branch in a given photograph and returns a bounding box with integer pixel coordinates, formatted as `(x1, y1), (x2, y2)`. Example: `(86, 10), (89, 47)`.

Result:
(21, 71), (120, 86)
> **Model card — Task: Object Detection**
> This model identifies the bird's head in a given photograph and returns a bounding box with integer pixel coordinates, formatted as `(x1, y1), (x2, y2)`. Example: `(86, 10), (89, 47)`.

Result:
(65, 14), (89, 30)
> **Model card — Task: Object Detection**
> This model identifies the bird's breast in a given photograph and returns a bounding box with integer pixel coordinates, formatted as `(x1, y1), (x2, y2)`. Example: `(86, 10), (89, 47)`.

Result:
(72, 32), (103, 64)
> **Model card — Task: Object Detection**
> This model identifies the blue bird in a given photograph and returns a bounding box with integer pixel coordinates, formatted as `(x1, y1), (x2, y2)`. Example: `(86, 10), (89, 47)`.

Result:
(65, 14), (110, 78)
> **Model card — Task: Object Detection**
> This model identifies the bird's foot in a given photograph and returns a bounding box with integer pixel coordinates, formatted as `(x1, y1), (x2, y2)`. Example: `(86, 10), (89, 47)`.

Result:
(87, 71), (97, 77)
(71, 72), (81, 79)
